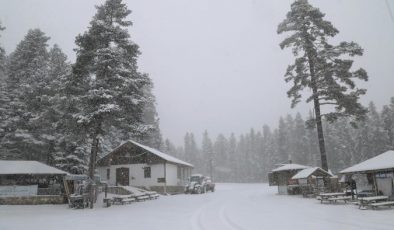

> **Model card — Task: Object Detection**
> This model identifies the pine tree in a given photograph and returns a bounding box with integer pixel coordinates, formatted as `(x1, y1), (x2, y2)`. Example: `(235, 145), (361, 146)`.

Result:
(73, 0), (152, 189)
(201, 130), (214, 178)
(367, 102), (389, 156)
(0, 22), (5, 79)
(3, 29), (50, 161)
(278, 0), (368, 170)
(277, 117), (289, 163)
(0, 22), (9, 156)
(138, 82), (162, 149)
(381, 98), (394, 149)
(293, 113), (309, 164)
(228, 133), (238, 181)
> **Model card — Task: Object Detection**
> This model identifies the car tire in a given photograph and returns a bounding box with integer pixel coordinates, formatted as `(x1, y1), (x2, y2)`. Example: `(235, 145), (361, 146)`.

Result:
(196, 187), (201, 194)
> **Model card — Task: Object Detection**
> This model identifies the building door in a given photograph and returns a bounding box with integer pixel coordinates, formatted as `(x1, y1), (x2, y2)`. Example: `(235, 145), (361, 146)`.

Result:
(116, 167), (129, 186)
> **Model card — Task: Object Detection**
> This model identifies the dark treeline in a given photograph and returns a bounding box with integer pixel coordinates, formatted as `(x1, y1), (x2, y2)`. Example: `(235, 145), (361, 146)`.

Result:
(0, 6), (162, 174)
(163, 99), (394, 183)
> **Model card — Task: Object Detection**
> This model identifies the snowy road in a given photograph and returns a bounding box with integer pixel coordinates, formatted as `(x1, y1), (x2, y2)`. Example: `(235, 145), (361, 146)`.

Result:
(1, 183), (394, 230)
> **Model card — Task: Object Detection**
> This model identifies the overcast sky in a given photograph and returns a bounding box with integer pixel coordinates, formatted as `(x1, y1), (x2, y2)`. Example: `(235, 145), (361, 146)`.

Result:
(0, 0), (394, 145)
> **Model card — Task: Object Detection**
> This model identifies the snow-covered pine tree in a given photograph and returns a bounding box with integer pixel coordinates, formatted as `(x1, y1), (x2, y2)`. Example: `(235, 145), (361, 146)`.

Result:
(201, 130), (214, 178)
(213, 133), (229, 182)
(292, 113), (309, 165)
(228, 133), (238, 181)
(73, 0), (152, 184)
(366, 102), (389, 157)
(277, 117), (289, 163)
(0, 22), (5, 79)
(381, 97), (394, 149)
(3, 29), (50, 161)
(42, 44), (90, 173)
(0, 22), (9, 157)
(138, 81), (163, 149)
(278, 0), (368, 170)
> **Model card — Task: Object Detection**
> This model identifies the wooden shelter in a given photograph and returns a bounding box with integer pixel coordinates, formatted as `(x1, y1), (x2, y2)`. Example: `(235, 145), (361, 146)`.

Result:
(268, 163), (309, 195)
(291, 167), (333, 196)
(340, 150), (394, 199)
(0, 160), (68, 204)
(97, 140), (193, 194)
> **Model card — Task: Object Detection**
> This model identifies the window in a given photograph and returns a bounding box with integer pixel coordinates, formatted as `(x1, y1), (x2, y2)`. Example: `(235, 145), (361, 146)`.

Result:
(106, 168), (110, 180)
(144, 167), (151, 178)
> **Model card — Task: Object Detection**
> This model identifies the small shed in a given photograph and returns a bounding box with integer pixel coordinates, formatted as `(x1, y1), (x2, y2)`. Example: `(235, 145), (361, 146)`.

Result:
(0, 160), (68, 204)
(292, 167), (333, 196)
(97, 140), (193, 194)
(340, 150), (394, 198)
(268, 163), (310, 195)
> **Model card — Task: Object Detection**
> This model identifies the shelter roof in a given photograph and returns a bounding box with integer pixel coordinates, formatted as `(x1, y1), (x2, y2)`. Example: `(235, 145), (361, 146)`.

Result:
(99, 140), (193, 167)
(0, 160), (68, 175)
(271, 163), (309, 172)
(340, 150), (394, 174)
(292, 167), (332, 179)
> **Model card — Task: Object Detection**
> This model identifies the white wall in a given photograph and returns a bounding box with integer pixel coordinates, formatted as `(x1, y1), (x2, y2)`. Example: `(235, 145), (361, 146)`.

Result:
(98, 163), (184, 187)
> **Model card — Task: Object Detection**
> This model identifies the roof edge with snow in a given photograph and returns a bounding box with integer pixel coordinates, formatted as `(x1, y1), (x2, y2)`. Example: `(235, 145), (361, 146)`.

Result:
(340, 150), (394, 174)
(98, 140), (193, 168)
(0, 160), (68, 175)
(271, 163), (310, 172)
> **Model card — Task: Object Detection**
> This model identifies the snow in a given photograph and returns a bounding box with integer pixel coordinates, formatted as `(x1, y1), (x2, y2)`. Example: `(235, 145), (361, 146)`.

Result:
(0, 160), (68, 175)
(292, 167), (332, 180)
(271, 163), (309, 172)
(340, 150), (394, 174)
(108, 140), (193, 167)
(1, 183), (394, 230)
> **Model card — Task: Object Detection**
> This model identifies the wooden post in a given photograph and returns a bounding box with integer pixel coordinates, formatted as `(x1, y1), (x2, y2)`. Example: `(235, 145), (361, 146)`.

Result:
(373, 172), (378, 196)
(164, 161), (167, 194)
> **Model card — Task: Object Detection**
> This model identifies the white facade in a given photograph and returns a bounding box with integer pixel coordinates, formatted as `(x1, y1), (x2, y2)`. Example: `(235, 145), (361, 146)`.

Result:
(97, 163), (191, 187)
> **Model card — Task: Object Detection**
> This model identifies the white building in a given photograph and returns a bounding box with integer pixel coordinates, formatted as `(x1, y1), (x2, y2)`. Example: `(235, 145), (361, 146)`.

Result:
(96, 140), (193, 194)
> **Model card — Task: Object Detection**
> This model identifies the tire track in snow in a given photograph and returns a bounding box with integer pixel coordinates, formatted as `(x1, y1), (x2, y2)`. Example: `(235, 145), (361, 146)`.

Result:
(219, 206), (245, 230)
(190, 204), (207, 230)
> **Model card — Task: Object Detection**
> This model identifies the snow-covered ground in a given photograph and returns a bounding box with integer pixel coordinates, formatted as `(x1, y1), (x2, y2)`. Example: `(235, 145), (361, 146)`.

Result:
(1, 183), (394, 230)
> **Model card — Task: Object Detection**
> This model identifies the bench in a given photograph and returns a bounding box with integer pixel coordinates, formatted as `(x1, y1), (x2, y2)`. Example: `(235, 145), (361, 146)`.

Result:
(121, 197), (136, 205)
(149, 194), (160, 199)
(369, 201), (394, 210)
(328, 196), (352, 204)
(136, 195), (149, 201)
(113, 195), (135, 205)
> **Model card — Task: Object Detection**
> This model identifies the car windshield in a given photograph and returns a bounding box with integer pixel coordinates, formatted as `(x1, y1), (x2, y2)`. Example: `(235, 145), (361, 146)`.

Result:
(190, 176), (201, 182)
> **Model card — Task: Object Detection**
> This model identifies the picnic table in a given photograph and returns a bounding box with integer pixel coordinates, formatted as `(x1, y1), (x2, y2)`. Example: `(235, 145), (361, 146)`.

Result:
(358, 196), (389, 209)
(318, 192), (347, 204)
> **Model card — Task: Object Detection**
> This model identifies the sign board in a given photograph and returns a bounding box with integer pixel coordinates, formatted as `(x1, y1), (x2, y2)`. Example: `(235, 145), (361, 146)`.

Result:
(157, 178), (166, 183)
(0, 185), (38, 197)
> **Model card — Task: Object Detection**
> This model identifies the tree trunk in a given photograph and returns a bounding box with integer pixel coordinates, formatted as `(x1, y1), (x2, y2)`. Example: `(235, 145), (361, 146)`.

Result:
(88, 129), (100, 209)
(307, 54), (329, 171)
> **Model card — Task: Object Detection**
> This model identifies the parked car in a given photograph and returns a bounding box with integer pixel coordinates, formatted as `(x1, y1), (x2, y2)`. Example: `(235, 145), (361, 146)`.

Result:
(184, 174), (215, 194)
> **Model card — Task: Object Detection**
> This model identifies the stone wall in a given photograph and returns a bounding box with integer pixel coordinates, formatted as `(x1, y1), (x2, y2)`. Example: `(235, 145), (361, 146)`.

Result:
(0, 195), (65, 205)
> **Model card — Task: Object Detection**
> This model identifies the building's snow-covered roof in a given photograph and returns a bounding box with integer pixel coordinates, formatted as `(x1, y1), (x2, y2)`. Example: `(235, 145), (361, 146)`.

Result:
(102, 140), (193, 167)
(0, 160), (68, 175)
(292, 167), (332, 179)
(272, 163), (309, 172)
(340, 150), (394, 174)
(129, 140), (193, 167)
